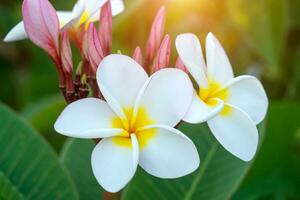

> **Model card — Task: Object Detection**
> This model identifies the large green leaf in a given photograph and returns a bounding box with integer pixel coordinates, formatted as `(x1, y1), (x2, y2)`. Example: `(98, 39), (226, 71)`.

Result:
(21, 95), (66, 152)
(227, 0), (288, 77)
(60, 139), (104, 200)
(0, 171), (25, 200)
(0, 103), (79, 200)
(233, 102), (300, 199)
(121, 122), (265, 200)
(21, 95), (66, 131)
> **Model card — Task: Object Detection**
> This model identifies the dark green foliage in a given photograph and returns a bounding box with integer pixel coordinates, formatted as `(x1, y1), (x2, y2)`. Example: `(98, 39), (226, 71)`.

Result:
(0, 104), (78, 200)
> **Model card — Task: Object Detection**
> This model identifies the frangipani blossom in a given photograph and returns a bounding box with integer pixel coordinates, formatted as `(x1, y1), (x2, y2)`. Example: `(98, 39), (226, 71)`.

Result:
(176, 33), (268, 161)
(54, 54), (199, 192)
(4, 0), (124, 42)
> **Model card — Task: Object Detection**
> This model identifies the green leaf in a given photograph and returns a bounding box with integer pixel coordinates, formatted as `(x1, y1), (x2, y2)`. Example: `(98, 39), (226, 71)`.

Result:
(21, 95), (67, 152)
(122, 122), (265, 200)
(60, 139), (104, 200)
(0, 171), (25, 200)
(0, 103), (79, 200)
(21, 95), (66, 131)
(234, 102), (300, 199)
(227, 0), (288, 76)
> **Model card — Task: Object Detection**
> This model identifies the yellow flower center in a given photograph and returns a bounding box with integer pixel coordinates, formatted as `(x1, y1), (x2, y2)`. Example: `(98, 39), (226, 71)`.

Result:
(198, 81), (232, 116)
(111, 107), (156, 149)
(75, 10), (92, 30)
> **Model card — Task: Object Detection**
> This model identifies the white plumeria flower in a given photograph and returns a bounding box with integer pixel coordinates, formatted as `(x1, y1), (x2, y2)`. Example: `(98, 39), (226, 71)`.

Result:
(54, 54), (199, 192)
(175, 33), (268, 162)
(4, 0), (124, 42)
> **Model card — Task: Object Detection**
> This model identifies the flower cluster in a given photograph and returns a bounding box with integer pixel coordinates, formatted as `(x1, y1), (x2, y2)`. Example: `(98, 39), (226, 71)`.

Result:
(5, 0), (268, 193)
(5, 0), (125, 103)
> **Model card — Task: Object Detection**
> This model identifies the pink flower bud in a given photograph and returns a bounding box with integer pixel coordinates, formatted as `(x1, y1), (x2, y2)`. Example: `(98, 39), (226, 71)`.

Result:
(22, 0), (60, 61)
(175, 57), (188, 73)
(82, 32), (89, 61)
(61, 31), (75, 96)
(153, 34), (171, 73)
(145, 6), (166, 68)
(61, 31), (73, 74)
(99, 0), (112, 56)
(87, 23), (104, 74)
(132, 46), (143, 66)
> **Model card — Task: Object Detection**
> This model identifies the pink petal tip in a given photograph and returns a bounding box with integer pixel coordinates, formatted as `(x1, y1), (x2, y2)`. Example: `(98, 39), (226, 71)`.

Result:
(22, 0), (60, 60)
(145, 6), (166, 66)
(132, 46), (143, 66)
(153, 34), (171, 73)
(99, 0), (113, 56)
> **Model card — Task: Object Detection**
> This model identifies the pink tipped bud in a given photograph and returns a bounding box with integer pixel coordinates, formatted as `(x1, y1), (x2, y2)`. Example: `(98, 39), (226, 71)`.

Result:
(99, 0), (112, 55)
(145, 6), (166, 67)
(61, 31), (74, 100)
(61, 31), (73, 74)
(22, 0), (60, 61)
(87, 23), (104, 74)
(153, 34), (171, 73)
(82, 32), (89, 61)
(175, 57), (188, 73)
(132, 46), (143, 65)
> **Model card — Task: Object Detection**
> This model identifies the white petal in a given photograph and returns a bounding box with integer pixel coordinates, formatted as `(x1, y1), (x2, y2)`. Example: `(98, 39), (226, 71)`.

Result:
(89, 0), (125, 21)
(97, 54), (148, 109)
(208, 104), (259, 161)
(183, 91), (224, 123)
(61, 0), (86, 30)
(99, 84), (127, 119)
(54, 98), (122, 138)
(134, 68), (193, 127)
(111, 0), (125, 16)
(220, 75), (268, 124)
(138, 125), (199, 178)
(91, 134), (139, 193)
(78, 0), (107, 18)
(175, 33), (208, 88)
(88, 10), (101, 22)
(206, 32), (234, 84)
(72, 0), (85, 17)
(57, 11), (74, 27)
(4, 21), (27, 42)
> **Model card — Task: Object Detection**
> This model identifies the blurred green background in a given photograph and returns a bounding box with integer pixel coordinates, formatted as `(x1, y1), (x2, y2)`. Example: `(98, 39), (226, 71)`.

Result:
(0, 0), (300, 199)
